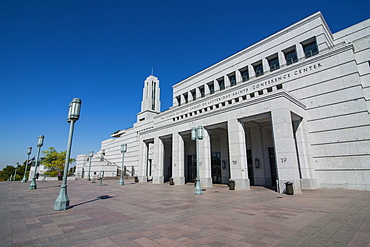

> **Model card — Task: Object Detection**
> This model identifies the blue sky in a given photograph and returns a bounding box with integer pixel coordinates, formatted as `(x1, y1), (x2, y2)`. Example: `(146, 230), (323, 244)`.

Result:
(1, 0), (369, 169)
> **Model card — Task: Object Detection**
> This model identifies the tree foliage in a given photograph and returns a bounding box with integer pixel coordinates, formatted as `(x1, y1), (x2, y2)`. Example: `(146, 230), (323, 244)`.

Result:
(41, 147), (75, 176)
(0, 161), (31, 181)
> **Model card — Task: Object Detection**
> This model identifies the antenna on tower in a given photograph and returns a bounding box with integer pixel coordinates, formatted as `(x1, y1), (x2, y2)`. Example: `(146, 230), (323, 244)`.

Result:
(151, 67), (154, 76)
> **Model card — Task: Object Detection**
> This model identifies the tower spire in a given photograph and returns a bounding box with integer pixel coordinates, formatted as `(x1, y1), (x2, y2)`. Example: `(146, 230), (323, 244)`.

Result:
(151, 67), (154, 76)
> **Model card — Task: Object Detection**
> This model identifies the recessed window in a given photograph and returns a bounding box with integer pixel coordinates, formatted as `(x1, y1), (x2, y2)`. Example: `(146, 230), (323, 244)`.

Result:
(208, 82), (215, 94)
(239, 68), (249, 82)
(268, 56), (280, 72)
(183, 93), (188, 104)
(218, 78), (225, 91)
(284, 47), (298, 65)
(303, 39), (318, 58)
(253, 62), (263, 77)
(176, 96), (181, 106)
(228, 74), (236, 86)
(198, 85), (205, 98)
(190, 90), (196, 101)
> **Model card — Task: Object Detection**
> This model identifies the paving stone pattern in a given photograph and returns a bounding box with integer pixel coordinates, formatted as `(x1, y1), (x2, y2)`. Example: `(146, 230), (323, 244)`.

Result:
(0, 179), (369, 246)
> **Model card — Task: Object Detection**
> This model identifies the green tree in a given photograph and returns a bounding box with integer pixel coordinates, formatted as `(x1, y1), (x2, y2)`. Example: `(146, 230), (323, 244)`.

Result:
(0, 160), (32, 181)
(41, 147), (75, 177)
(0, 165), (16, 181)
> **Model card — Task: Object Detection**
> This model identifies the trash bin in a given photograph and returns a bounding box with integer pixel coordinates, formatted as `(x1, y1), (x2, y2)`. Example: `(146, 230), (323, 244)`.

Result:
(134, 176), (139, 183)
(285, 182), (294, 195)
(229, 180), (235, 190)
(169, 178), (174, 185)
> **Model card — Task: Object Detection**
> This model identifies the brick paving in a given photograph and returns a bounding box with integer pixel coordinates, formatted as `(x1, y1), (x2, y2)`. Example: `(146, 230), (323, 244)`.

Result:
(0, 179), (369, 247)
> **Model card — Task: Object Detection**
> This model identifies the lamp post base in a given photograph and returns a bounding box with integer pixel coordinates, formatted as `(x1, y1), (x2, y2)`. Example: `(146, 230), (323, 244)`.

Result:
(21, 177), (27, 183)
(29, 179), (37, 190)
(118, 177), (124, 185)
(194, 178), (202, 195)
(86, 177), (91, 181)
(54, 185), (70, 211)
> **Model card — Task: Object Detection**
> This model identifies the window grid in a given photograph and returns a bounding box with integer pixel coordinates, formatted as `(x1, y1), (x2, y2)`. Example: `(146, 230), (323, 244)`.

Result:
(208, 83), (215, 94)
(303, 41), (319, 58)
(285, 50), (298, 65)
(241, 69), (249, 82)
(268, 57), (280, 72)
(218, 79), (225, 91)
(229, 74), (236, 86)
(254, 64), (264, 77)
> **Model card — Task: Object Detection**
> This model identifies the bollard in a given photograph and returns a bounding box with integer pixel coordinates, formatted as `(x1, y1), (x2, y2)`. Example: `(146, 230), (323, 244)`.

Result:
(169, 178), (174, 185)
(285, 182), (294, 195)
(99, 171), (105, 186)
(229, 180), (235, 190)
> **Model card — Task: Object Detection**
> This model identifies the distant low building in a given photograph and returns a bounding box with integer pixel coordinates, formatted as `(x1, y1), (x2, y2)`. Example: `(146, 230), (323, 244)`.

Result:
(76, 12), (370, 192)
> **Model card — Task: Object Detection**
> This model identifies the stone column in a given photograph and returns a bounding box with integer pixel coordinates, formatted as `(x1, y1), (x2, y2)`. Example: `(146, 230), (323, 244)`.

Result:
(278, 51), (285, 67)
(296, 43), (305, 60)
(152, 137), (164, 184)
(271, 108), (302, 193)
(262, 59), (269, 74)
(227, 119), (250, 190)
(172, 132), (185, 185)
(137, 141), (148, 182)
(198, 127), (212, 187)
(293, 118), (316, 189)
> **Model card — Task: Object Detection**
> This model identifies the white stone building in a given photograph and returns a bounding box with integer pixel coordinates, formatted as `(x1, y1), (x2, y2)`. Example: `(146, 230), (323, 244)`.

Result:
(76, 12), (370, 192)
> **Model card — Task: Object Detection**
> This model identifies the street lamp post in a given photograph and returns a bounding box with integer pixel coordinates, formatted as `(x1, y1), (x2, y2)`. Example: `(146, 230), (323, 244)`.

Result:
(119, 144), (127, 185)
(29, 135), (44, 189)
(191, 126), (203, 195)
(54, 98), (82, 211)
(13, 164), (19, 181)
(22, 147), (32, 182)
(87, 151), (94, 181)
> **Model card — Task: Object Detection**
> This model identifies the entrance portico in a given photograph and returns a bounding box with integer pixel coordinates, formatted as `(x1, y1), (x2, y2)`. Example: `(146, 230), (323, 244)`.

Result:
(144, 92), (308, 193)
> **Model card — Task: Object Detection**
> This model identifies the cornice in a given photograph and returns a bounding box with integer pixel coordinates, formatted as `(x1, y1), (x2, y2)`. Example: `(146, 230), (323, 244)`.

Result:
(174, 12), (328, 87)
(140, 90), (305, 136)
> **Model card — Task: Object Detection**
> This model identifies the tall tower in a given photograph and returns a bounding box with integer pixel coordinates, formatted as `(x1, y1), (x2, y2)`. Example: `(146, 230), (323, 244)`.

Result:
(137, 75), (161, 123)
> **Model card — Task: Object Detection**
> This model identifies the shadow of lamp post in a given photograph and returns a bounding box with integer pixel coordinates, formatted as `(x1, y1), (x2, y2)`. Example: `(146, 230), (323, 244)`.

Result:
(191, 126), (203, 195)
(29, 135), (44, 189)
(87, 151), (94, 181)
(54, 98), (81, 211)
(22, 147), (32, 183)
(119, 144), (127, 185)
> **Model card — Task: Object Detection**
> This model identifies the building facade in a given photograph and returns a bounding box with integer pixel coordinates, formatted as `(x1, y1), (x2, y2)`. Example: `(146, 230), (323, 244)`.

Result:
(76, 12), (370, 192)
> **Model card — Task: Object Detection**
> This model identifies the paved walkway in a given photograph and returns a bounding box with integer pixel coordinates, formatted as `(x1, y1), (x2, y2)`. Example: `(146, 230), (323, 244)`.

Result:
(0, 179), (369, 247)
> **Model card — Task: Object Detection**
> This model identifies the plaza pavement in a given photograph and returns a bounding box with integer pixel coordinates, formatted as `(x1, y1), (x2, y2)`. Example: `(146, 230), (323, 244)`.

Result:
(0, 179), (369, 247)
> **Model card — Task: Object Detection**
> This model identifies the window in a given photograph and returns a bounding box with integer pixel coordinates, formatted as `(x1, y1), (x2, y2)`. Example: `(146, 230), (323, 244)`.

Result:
(190, 90), (196, 101)
(253, 62), (263, 77)
(208, 82), (215, 94)
(283, 46), (298, 65)
(268, 56), (280, 72)
(303, 41), (318, 58)
(240, 68), (249, 82)
(228, 74), (236, 86)
(218, 78), (225, 90)
(285, 50), (298, 65)
(176, 96), (181, 106)
(198, 86), (205, 98)
(183, 93), (188, 104)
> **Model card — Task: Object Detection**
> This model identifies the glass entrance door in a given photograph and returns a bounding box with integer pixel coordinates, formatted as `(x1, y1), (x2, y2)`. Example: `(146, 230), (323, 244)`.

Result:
(268, 147), (277, 185)
(247, 149), (254, 186)
(186, 154), (196, 182)
(211, 152), (222, 184)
